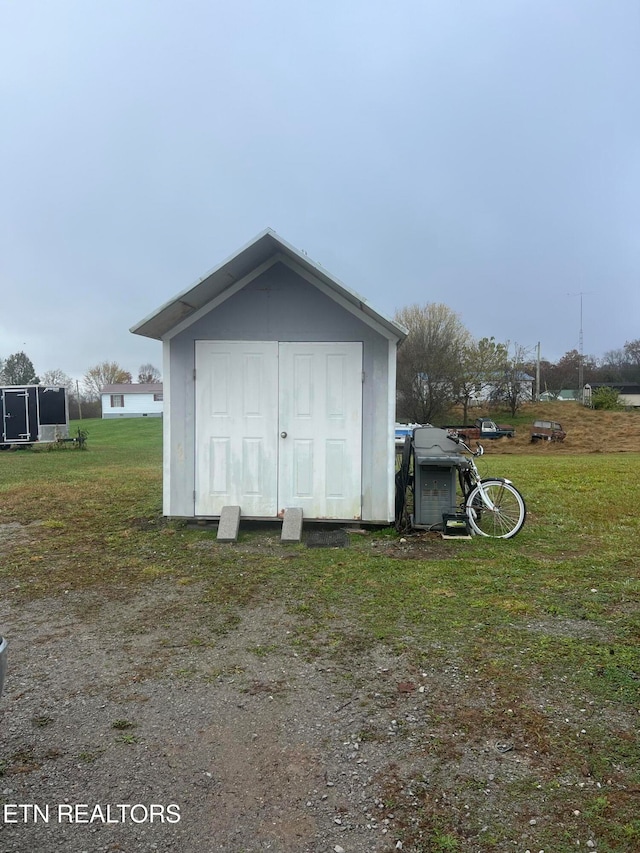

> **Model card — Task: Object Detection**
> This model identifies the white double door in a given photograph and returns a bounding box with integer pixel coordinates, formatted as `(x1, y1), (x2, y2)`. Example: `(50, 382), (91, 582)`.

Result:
(195, 341), (363, 519)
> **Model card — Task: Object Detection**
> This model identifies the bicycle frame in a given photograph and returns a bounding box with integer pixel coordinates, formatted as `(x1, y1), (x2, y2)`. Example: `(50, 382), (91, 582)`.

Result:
(453, 437), (527, 538)
(456, 440), (488, 503)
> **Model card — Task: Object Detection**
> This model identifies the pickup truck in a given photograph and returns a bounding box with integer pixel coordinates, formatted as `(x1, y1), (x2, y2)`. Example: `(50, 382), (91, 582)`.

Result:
(445, 417), (515, 441)
(530, 420), (566, 442)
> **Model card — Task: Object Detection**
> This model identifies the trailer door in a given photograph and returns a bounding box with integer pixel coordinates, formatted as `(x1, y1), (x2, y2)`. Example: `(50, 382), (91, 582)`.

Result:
(2, 389), (31, 442)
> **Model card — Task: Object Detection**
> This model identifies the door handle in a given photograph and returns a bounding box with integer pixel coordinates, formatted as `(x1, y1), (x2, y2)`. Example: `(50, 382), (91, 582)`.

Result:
(280, 431), (287, 438)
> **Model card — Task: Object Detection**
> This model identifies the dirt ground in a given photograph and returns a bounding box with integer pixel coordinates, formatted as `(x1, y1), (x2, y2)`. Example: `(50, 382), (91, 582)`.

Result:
(0, 549), (622, 853)
(0, 577), (471, 853)
(1, 404), (637, 852)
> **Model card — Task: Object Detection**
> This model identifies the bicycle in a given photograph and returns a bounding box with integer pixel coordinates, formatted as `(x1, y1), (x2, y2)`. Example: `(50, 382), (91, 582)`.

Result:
(448, 434), (527, 539)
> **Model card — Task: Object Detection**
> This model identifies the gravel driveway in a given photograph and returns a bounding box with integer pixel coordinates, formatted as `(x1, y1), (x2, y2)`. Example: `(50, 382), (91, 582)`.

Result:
(0, 581), (449, 853)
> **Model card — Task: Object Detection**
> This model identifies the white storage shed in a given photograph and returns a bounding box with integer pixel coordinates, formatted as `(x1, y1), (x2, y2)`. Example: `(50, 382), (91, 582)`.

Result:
(131, 229), (407, 524)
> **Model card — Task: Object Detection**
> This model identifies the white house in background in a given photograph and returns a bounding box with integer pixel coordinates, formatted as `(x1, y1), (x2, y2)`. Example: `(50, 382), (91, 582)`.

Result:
(130, 228), (407, 524)
(468, 372), (535, 406)
(100, 383), (163, 419)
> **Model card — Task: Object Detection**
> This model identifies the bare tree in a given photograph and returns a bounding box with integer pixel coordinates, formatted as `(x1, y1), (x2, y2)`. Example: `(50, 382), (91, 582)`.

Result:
(623, 339), (640, 368)
(41, 368), (74, 391)
(521, 358), (563, 399)
(395, 303), (471, 423)
(491, 343), (533, 416)
(456, 337), (509, 423)
(137, 363), (161, 384)
(83, 362), (132, 401)
(601, 347), (627, 371)
(554, 349), (596, 389)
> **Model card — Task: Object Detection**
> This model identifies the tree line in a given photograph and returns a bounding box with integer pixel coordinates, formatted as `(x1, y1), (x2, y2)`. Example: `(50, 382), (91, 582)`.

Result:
(394, 304), (640, 422)
(2, 309), (638, 423)
(0, 353), (161, 419)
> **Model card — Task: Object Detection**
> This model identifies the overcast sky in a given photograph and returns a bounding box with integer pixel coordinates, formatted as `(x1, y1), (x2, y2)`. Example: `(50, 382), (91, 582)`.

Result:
(1, 0), (638, 382)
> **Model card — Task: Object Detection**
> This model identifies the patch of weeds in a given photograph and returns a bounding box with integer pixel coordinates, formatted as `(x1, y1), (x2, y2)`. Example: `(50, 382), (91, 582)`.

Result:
(77, 750), (103, 763)
(204, 664), (246, 681)
(588, 659), (640, 705)
(534, 788), (640, 853)
(8, 748), (40, 774)
(111, 719), (136, 730)
(115, 733), (139, 745)
(585, 726), (640, 782)
(248, 643), (279, 657)
(358, 724), (384, 743)
(429, 830), (460, 852)
(174, 667), (198, 678)
(583, 793), (610, 818)
(140, 564), (175, 579)
(524, 633), (639, 706)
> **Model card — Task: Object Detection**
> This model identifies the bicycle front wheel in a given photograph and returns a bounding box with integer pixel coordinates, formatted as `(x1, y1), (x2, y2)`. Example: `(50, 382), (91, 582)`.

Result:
(465, 479), (526, 539)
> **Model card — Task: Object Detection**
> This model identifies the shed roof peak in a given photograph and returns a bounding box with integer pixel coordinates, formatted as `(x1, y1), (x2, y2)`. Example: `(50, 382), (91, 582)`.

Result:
(130, 230), (407, 342)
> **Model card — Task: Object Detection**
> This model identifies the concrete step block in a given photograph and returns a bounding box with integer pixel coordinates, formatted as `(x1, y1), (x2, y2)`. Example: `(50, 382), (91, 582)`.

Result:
(281, 507), (303, 543)
(217, 505), (241, 542)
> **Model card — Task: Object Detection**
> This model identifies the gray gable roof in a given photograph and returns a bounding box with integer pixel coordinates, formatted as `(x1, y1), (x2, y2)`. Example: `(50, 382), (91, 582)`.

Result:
(130, 229), (407, 342)
(101, 383), (162, 394)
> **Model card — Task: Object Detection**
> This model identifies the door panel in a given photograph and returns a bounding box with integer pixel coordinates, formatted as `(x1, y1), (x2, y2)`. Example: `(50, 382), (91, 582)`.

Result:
(278, 342), (362, 519)
(195, 340), (363, 519)
(195, 342), (278, 516)
(3, 390), (30, 441)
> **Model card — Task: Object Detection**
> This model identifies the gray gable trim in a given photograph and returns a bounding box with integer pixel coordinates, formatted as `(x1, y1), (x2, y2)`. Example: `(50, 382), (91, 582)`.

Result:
(130, 229), (408, 343)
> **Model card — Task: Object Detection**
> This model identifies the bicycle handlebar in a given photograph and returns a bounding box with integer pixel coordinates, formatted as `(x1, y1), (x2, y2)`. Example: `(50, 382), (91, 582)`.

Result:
(446, 432), (483, 458)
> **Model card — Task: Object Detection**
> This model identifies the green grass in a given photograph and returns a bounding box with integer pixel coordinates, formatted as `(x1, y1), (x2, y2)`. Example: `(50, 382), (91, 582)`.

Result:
(1, 417), (639, 851)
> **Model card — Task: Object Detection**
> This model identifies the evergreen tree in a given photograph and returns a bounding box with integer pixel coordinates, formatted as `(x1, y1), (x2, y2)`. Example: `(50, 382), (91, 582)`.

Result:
(0, 351), (39, 385)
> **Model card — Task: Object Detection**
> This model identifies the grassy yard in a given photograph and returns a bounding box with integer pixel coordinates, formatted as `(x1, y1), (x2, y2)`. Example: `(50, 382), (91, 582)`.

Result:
(1, 417), (638, 851)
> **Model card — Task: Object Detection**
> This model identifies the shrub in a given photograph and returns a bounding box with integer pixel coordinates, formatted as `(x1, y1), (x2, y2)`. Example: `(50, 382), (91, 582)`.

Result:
(591, 386), (623, 410)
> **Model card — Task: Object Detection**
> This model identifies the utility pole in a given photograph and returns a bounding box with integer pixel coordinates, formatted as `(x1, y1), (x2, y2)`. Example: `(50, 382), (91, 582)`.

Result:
(535, 342), (541, 402)
(76, 380), (83, 420)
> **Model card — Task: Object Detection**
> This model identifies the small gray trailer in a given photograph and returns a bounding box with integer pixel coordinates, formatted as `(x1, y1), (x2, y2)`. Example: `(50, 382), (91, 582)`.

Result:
(0, 385), (69, 448)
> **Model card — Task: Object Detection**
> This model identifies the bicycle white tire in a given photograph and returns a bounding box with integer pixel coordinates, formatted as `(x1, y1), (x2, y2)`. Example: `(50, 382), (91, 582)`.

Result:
(465, 478), (526, 539)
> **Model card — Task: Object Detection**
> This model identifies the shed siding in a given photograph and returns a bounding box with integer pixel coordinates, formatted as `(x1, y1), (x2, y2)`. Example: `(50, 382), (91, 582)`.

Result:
(164, 263), (395, 522)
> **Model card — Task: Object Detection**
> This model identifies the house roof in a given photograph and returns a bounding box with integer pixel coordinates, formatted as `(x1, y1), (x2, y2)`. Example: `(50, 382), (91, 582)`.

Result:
(130, 229), (408, 342)
(101, 383), (163, 395)
(589, 383), (640, 394)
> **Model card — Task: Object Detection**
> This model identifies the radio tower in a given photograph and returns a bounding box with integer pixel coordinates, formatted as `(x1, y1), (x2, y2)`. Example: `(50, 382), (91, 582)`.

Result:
(568, 292), (589, 400)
